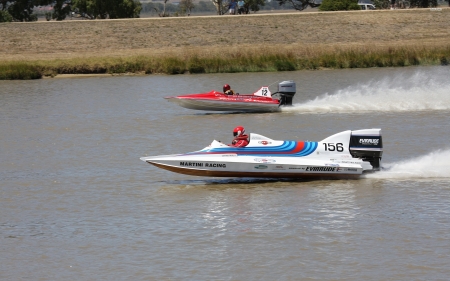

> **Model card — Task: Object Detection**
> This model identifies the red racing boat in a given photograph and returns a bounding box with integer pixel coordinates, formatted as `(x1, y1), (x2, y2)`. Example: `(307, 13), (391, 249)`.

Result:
(165, 81), (297, 113)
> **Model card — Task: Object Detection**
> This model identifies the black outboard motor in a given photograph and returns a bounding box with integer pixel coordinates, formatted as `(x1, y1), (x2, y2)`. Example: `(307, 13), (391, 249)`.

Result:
(277, 81), (296, 106)
(349, 129), (383, 171)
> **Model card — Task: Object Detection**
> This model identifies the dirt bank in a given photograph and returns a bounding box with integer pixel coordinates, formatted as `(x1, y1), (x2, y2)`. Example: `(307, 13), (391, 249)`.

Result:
(1, 8), (449, 62)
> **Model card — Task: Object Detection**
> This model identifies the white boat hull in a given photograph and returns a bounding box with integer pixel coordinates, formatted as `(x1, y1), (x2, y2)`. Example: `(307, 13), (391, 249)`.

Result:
(141, 155), (364, 179)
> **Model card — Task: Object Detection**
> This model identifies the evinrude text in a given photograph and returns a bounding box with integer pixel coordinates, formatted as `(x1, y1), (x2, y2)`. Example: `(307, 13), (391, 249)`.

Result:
(359, 139), (379, 145)
(305, 167), (336, 172)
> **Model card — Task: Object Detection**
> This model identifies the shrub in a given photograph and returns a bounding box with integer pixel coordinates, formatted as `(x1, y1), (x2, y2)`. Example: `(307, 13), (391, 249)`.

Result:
(0, 10), (13, 22)
(319, 0), (360, 11)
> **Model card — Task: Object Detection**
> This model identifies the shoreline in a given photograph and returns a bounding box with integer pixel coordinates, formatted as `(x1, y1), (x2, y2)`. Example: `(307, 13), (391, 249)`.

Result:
(44, 73), (148, 79)
(2, 43), (449, 80)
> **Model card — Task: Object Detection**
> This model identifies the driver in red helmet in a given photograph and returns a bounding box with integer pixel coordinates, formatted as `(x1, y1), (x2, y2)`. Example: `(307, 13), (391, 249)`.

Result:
(231, 126), (249, 147)
(223, 84), (235, 95)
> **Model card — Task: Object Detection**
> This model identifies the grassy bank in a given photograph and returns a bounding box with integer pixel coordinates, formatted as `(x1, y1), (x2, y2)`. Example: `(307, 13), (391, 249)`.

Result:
(0, 63), (42, 80)
(1, 9), (450, 79)
(1, 43), (449, 79)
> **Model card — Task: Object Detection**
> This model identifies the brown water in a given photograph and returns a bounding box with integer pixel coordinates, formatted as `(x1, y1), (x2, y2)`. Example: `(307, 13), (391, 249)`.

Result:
(1, 67), (450, 280)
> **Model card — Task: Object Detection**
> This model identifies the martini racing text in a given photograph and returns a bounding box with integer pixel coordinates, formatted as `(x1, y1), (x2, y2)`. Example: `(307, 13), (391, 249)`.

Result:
(180, 162), (226, 168)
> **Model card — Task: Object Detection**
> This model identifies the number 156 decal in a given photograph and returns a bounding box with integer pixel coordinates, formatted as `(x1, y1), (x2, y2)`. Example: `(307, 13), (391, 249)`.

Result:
(323, 143), (344, 152)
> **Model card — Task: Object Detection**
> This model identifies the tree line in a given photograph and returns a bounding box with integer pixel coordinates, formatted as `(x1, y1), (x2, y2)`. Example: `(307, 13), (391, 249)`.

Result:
(0, 0), (294, 21)
(141, 0), (295, 17)
(0, 0), (141, 21)
(1, 0), (447, 22)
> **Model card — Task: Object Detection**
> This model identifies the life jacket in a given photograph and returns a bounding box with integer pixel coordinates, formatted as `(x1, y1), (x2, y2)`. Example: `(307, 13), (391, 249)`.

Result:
(225, 89), (235, 95)
(231, 134), (249, 147)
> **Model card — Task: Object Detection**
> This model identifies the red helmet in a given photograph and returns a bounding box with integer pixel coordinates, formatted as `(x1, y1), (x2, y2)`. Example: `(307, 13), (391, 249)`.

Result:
(223, 84), (231, 92)
(233, 126), (245, 137)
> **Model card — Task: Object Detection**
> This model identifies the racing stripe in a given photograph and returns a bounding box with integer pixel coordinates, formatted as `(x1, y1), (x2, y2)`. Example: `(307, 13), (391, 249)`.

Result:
(188, 141), (318, 157)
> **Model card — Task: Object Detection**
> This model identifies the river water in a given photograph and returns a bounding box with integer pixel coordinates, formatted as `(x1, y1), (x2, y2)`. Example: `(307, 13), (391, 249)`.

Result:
(1, 66), (450, 280)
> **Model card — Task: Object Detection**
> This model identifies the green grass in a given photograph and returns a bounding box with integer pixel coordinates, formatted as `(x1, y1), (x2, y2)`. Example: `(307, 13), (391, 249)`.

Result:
(1, 44), (449, 80)
(0, 63), (42, 80)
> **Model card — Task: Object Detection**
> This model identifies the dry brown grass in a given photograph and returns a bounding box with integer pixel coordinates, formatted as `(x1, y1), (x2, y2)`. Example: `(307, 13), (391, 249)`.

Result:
(1, 8), (450, 62)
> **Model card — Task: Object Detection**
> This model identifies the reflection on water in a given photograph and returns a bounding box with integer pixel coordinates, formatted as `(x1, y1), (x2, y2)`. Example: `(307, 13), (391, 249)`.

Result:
(310, 184), (357, 235)
(1, 66), (450, 280)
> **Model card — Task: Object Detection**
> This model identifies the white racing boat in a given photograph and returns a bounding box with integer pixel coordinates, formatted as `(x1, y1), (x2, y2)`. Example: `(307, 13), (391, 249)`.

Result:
(140, 129), (383, 180)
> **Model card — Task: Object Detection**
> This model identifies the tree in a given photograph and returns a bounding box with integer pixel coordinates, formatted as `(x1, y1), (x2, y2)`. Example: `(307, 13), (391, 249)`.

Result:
(108, 0), (142, 18)
(211, 0), (228, 15)
(7, 0), (39, 21)
(179, 0), (194, 15)
(70, 0), (141, 19)
(3, 0), (141, 21)
(409, 0), (437, 7)
(0, 0), (8, 10)
(0, 0), (12, 22)
(275, 0), (321, 11)
(51, 0), (72, 20)
(161, 0), (169, 16)
(0, 10), (13, 22)
(243, 0), (265, 13)
(319, 0), (359, 10)
(195, 1), (216, 12)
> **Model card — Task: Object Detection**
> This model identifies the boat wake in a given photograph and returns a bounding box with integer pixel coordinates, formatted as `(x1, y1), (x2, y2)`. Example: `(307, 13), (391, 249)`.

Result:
(364, 149), (450, 179)
(159, 149), (450, 185)
(283, 70), (450, 114)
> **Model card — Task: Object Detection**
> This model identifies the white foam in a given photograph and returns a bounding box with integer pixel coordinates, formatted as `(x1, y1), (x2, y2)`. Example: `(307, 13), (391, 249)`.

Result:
(283, 70), (450, 114)
(364, 149), (450, 179)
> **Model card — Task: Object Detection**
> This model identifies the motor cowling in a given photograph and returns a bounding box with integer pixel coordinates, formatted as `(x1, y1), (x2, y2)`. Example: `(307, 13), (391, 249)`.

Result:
(277, 81), (296, 106)
(349, 129), (383, 171)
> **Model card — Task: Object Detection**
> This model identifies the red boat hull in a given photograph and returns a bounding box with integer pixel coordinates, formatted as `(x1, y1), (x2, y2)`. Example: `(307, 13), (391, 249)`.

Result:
(165, 91), (280, 112)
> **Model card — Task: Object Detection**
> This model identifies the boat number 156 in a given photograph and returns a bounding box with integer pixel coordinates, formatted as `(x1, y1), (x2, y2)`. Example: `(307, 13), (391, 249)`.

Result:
(323, 143), (344, 152)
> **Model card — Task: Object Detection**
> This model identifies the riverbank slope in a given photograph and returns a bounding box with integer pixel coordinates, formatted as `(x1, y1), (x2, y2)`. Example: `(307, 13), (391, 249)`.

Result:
(1, 8), (449, 79)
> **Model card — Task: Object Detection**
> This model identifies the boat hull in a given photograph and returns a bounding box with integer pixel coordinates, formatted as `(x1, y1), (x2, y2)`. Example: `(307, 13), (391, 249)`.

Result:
(167, 98), (280, 112)
(149, 162), (361, 179)
(141, 155), (364, 180)
(165, 91), (280, 112)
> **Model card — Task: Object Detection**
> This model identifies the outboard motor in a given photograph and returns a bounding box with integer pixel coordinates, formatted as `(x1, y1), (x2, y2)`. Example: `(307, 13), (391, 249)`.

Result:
(349, 129), (383, 171)
(277, 81), (296, 106)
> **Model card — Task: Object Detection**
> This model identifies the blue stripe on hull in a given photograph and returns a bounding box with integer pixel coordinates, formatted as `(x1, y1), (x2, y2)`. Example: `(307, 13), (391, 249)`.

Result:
(186, 141), (318, 157)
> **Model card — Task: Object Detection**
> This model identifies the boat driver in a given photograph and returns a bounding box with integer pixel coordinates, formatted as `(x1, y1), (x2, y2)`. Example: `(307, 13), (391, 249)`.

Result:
(231, 126), (249, 147)
(223, 84), (235, 95)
